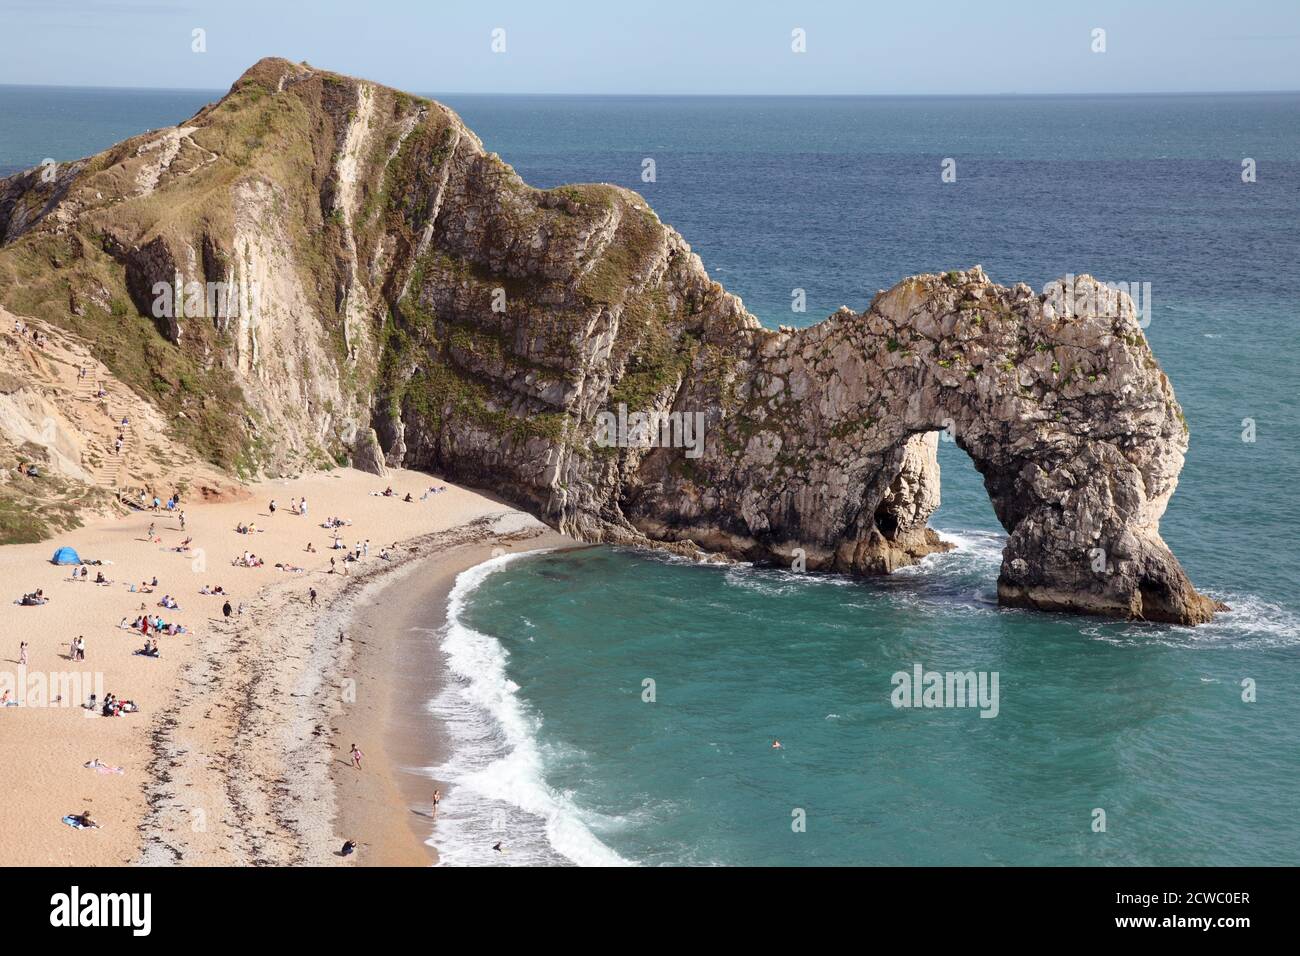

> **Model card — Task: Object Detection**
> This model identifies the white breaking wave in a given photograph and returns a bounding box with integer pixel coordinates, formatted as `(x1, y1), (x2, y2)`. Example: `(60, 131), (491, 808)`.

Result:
(422, 551), (634, 867)
(1084, 590), (1300, 649)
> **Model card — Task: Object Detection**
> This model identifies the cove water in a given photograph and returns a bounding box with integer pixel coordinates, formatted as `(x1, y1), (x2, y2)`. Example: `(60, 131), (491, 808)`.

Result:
(3, 88), (1297, 866)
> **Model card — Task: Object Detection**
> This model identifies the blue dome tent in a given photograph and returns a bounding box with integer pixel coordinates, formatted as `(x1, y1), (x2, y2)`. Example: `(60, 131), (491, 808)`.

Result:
(50, 546), (82, 565)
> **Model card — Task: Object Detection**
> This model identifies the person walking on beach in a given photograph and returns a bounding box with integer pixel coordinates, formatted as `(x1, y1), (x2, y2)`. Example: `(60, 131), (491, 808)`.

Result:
(350, 744), (364, 770)
(222, 600), (232, 619)
(269, 499), (277, 516)
(178, 510), (186, 531)
(339, 629), (345, 645)
(431, 789), (441, 816)
(18, 641), (27, 665)
(309, 587), (318, 607)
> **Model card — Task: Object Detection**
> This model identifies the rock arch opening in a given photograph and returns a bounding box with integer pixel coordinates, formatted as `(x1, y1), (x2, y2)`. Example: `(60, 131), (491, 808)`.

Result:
(616, 270), (1216, 624)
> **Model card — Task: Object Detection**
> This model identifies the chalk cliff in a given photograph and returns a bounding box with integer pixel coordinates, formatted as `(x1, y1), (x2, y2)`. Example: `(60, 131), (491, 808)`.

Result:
(0, 58), (1218, 622)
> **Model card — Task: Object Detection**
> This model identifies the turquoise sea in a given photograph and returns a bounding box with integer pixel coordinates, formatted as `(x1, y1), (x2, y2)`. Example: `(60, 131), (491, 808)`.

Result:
(2, 87), (1297, 866)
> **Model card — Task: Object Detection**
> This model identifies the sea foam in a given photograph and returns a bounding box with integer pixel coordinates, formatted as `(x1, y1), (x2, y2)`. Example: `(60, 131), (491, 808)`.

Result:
(423, 551), (633, 867)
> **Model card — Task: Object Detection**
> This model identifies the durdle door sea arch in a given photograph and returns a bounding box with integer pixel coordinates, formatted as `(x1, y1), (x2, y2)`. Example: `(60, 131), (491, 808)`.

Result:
(608, 269), (1219, 625)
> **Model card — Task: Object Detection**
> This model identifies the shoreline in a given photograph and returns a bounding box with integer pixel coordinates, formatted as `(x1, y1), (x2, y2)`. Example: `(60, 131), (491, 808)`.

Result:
(133, 508), (566, 866)
(0, 464), (567, 866)
(332, 530), (577, 866)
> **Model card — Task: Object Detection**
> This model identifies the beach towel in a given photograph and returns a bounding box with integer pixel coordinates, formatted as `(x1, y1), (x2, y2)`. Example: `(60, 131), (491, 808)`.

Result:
(84, 762), (124, 775)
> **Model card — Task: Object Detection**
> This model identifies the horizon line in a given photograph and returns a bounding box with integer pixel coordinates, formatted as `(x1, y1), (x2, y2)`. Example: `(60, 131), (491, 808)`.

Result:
(2, 81), (1299, 99)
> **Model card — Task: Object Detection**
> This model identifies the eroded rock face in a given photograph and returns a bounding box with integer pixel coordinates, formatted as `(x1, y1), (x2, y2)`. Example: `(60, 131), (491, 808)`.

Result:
(0, 58), (1216, 622)
(643, 270), (1216, 624)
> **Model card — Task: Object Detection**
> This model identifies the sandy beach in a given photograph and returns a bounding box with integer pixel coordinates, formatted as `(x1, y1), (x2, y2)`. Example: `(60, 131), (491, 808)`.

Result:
(0, 464), (568, 866)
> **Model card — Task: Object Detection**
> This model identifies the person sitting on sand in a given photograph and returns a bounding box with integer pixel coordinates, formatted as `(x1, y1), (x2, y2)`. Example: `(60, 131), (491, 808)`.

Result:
(305, 542), (316, 553)
(73, 810), (99, 829)
(403, 492), (413, 502)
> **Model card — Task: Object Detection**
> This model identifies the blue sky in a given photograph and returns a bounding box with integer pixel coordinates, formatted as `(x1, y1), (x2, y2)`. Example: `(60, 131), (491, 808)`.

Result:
(0, 0), (1297, 94)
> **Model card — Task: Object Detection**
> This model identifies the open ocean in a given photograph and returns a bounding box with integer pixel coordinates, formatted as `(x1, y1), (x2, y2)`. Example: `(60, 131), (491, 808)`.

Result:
(3, 86), (1297, 866)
